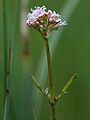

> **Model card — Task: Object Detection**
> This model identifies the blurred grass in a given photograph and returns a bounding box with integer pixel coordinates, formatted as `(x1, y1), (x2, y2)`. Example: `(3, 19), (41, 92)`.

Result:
(0, 0), (4, 119)
(0, 0), (90, 120)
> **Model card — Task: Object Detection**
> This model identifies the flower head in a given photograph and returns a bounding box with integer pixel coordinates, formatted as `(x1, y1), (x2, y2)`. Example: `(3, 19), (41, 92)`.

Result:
(26, 6), (67, 38)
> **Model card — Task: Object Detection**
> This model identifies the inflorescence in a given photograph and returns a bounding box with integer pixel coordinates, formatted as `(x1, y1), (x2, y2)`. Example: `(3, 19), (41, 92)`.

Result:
(26, 6), (67, 38)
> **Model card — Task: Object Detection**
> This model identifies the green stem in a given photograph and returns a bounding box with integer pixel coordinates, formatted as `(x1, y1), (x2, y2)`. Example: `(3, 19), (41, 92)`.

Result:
(2, 0), (9, 119)
(3, 42), (11, 120)
(2, 0), (7, 95)
(44, 38), (54, 100)
(50, 104), (56, 120)
(44, 37), (56, 120)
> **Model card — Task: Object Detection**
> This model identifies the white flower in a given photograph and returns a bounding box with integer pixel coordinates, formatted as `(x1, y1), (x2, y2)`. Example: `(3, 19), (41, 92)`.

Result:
(26, 6), (47, 26)
(26, 6), (67, 37)
(47, 10), (61, 23)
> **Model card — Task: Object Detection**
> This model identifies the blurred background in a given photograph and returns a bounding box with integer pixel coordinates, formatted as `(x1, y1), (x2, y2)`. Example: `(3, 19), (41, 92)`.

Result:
(0, 0), (90, 120)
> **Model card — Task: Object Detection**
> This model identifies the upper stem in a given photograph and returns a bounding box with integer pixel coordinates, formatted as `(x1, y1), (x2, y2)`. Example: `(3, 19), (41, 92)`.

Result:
(44, 37), (54, 100)
(44, 37), (56, 120)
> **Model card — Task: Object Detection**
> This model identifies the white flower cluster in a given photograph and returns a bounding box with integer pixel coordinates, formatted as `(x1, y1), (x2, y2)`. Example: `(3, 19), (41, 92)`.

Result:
(26, 6), (67, 37)
(26, 6), (46, 26)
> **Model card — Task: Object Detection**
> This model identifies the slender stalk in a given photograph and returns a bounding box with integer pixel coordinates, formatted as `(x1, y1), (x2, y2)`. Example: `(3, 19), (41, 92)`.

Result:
(44, 37), (56, 120)
(50, 104), (56, 120)
(2, 0), (7, 95)
(3, 41), (11, 120)
(2, 0), (9, 119)
(44, 38), (54, 100)
(3, 0), (21, 119)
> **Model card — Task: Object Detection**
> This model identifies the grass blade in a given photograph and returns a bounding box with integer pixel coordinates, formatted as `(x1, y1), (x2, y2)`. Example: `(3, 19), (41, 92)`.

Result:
(2, 0), (9, 120)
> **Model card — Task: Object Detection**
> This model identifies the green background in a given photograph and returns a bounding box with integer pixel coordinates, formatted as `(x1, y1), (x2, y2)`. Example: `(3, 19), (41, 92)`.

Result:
(0, 0), (90, 120)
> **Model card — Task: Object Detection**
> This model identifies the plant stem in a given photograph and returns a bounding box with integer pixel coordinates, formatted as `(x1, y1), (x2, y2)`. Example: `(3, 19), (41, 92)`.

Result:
(50, 104), (56, 120)
(3, 41), (11, 120)
(44, 37), (56, 120)
(44, 38), (54, 100)
(2, 0), (9, 119)
(2, 0), (7, 95)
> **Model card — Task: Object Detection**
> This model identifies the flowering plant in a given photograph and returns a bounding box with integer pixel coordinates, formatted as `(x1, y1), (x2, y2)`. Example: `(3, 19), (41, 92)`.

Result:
(26, 6), (77, 120)
(26, 6), (67, 38)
